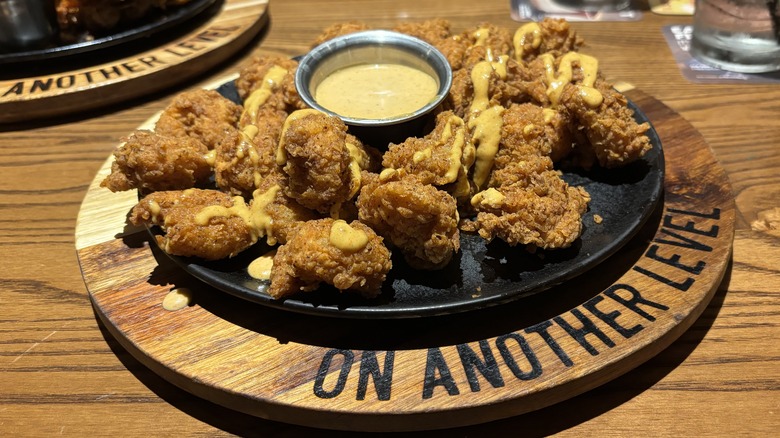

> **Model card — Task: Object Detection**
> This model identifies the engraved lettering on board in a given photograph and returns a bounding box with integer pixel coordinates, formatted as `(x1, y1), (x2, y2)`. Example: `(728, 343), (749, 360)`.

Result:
(311, 208), (722, 401)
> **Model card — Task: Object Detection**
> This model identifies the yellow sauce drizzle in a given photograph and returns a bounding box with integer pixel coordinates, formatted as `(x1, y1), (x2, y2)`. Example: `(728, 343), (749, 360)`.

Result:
(469, 105), (505, 190)
(345, 143), (363, 200)
(275, 109), (323, 165)
(413, 147), (432, 164)
(469, 61), (494, 112)
(329, 220), (369, 253)
(379, 168), (398, 182)
(247, 249), (276, 280)
(491, 55), (509, 80)
(540, 52), (602, 108)
(249, 185), (281, 245)
(195, 196), (252, 227)
(203, 149), (216, 167)
(513, 22), (542, 61)
(468, 60), (507, 190)
(471, 187), (506, 209)
(241, 65), (288, 124)
(542, 108), (557, 124)
(442, 116), (467, 183)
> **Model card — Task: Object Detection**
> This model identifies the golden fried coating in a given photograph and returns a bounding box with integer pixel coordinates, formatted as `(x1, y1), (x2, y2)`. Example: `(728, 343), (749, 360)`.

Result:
(382, 111), (474, 187)
(277, 110), (356, 214)
(235, 55), (305, 113)
(214, 109), (287, 197)
(512, 18), (584, 64)
(250, 174), (321, 246)
(101, 130), (211, 193)
(459, 23), (513, 67)
(311, 21), (372, 47)
(154, 89), (242, 150)
(130, 189), (257, 260)
(357, 171), (460, 269)
(559, 79), (653, 168)
(393, 19), (469, 70)
(463, 170), (590, 250)
(446, 56), (535, 118)
(491, 103), (576, 175)
(268, 218), (392, 299)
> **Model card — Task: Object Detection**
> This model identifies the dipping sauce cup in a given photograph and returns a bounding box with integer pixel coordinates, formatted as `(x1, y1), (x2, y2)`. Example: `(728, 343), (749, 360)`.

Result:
(690, 0), (780, 73)
(295, 30), (453, 147)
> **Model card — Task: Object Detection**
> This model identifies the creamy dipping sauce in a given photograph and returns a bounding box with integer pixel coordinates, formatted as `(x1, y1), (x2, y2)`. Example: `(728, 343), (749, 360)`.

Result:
(315, 63), (438, 120)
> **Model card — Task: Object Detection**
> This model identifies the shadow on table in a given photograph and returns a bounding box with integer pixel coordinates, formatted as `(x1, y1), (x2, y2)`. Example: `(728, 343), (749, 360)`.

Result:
(95, 255), (731, 436)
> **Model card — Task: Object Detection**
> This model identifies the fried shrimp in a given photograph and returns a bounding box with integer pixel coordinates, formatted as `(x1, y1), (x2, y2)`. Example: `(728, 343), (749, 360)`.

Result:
(268, 218), (392, 299)
(250, 174), (321, 246)
(101, 130), (212, 193)
(213, 109), (287, 197)
(492, 103), (576, 174)
(463, 170), (590, 250)
(512, 18), (584, 64)
(357, 170), (460, 269)
(154, 89), (242, 150)
(276, 110), (357, 214)
(382, 111), (474, 188)
(130, 189), (258, 260)
(235, 55), (306, 115)
(559, 79), (653, 168)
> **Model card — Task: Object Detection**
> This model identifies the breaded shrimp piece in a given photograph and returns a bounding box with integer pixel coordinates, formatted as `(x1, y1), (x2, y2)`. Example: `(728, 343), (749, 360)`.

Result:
(311, 21), (372, 46)
(382, 111), (474, 187)
(491, 103), (576, 177)
(214, 109), (287, 197)
(559, 79), (652, 168)
(446, 56), (535, 118)
(463, 170), (590, 250)
(460, 23), (513, 67)
(250, 174), (321, 246)
(512, 18), (584, 64)
(357, 170), (460, 269)
(277, 110), (355, 214)
(129, 189), (258, 260)
(268, 218), (392, 299)
(235, 55), (306, 113)
(154, 89), (242, 150)
(393, 19), (469, 70)
(101, 130), (211, 193)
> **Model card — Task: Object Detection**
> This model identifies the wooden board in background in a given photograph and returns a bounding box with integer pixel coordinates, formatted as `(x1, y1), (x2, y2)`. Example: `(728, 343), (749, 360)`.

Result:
(74, 89), (735, 432)
(0, 0), (268, 124)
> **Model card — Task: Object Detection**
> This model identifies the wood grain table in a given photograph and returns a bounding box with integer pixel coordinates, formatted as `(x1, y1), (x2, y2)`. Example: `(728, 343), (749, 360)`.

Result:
(2, 0), (778, 435)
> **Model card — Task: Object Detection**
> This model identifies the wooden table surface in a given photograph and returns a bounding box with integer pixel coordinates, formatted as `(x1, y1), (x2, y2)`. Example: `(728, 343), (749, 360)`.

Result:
(2, 0), (778, 436)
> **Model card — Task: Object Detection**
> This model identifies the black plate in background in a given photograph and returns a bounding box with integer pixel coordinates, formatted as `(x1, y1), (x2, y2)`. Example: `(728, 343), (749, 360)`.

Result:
(160, 81), (664, 319)
(0, 0), (218, 65)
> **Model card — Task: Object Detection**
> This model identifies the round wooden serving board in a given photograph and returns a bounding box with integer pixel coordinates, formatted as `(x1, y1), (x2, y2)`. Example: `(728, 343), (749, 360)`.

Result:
(75, 89), (735, 432)
(0, 0), (268, 124)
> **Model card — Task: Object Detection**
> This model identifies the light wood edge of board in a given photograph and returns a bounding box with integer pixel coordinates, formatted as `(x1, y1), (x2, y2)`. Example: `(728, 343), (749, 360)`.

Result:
(75, 89), (736, 432)
(0, 0), (267, 124)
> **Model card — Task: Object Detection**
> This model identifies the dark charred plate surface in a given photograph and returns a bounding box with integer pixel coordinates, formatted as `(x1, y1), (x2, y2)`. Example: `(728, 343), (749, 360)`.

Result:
(157, 81), (665, 319)
(0, 0), (218, 65)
